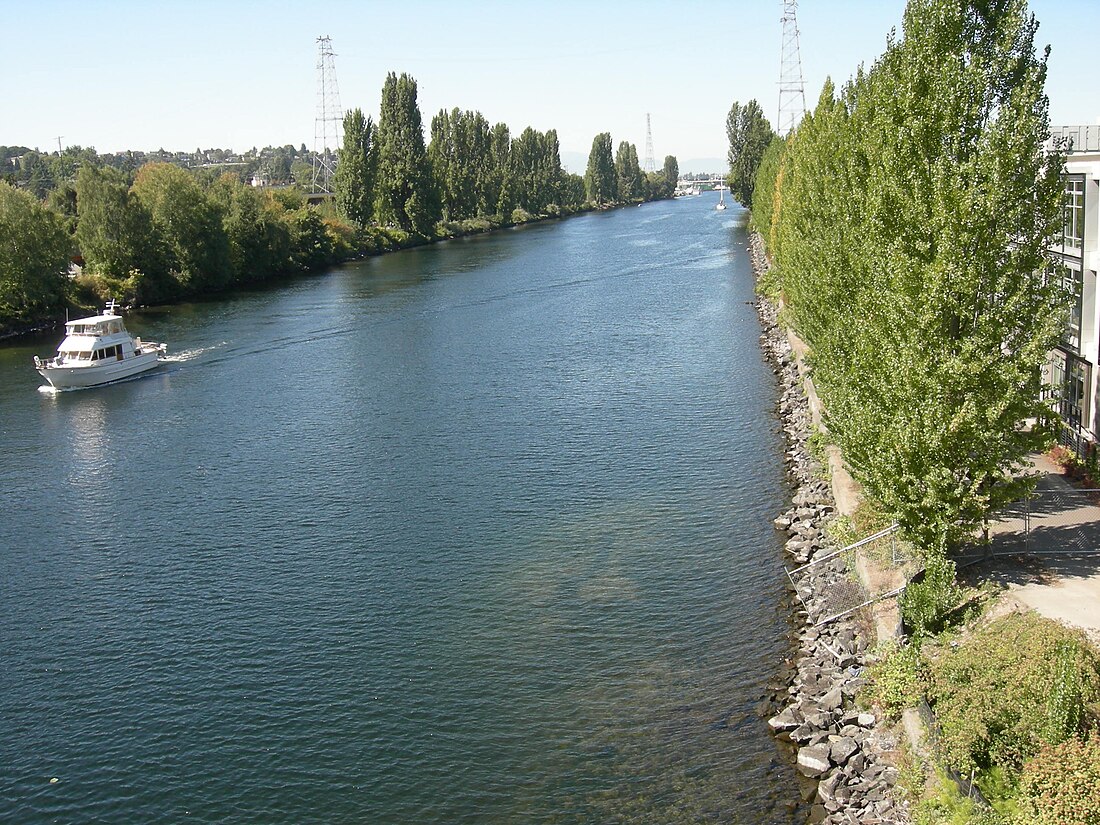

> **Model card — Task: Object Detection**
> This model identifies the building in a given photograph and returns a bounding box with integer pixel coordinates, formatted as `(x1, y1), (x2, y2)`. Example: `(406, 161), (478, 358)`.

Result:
(1048, 125), (1100, 455)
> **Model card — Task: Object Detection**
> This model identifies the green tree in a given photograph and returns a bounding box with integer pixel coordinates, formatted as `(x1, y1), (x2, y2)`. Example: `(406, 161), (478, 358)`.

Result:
(489, 122), (512, 216)
(726, 99), (775, 208)
(614, 141), (643, 202)
(584, 132), (615, 205)
(374, 72), (437, 234)
(75, 164), (165, 301)
(509, 127), (562, 214)
(334, 108), (376, 227)
(429, 108), (493, 221)
(662, 155), (679, 190)
(209, 174), (292, 284)
(132, 162), (232, 295)
(750, 137), (785, 250)
(768, 0), (1065, 554)
(0, 182), (71, 323)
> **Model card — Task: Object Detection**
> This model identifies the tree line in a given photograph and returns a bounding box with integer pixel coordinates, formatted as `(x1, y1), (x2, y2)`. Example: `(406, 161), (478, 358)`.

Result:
(332, 72), (679, 234)
(1, 71), (678, 332)
(748, 0), (1065, 571)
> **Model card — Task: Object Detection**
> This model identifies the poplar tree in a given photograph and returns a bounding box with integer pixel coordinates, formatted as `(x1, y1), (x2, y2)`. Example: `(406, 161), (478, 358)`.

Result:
(726, 99), (775, 208)
(584, 132), (615, 205)
(662, 155), (679, 189)
(614, 141), (643, 202)
(765, 0), (1066, 554)
(489, 123), (512, 216)
(374, 72), (436, 234)
(334, 108), (376, 228)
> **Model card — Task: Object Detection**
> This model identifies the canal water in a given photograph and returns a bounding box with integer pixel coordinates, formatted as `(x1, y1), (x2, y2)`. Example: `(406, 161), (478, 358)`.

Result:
(0, 194), (799, 823)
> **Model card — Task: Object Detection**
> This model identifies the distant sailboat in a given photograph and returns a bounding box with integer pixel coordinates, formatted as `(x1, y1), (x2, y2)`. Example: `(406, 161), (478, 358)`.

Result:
(716, 188), (727, 211)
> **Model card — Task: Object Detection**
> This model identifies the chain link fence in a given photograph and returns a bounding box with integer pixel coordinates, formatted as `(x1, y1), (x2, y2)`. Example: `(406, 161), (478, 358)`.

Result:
(986, 488), (1100, 557)
(786, 524), (921, 627)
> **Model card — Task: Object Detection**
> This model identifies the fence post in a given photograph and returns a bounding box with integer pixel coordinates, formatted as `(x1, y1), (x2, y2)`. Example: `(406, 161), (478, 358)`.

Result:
(1025, 495), (1031, 553)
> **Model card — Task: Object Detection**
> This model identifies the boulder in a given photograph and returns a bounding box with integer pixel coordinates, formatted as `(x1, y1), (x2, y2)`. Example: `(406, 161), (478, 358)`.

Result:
(796, 743), (832, 777)
(767, 705), (802, 732)
(828, 736), (859, 766)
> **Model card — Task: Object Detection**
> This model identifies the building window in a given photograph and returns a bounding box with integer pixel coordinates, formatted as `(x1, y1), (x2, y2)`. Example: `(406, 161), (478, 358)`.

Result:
(1059, 264), (1083, 352)
(1064, 177), (1085, 251)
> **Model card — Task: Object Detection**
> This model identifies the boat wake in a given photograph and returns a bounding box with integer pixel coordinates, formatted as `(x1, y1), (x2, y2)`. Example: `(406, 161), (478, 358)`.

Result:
(162, 343), (225, 363)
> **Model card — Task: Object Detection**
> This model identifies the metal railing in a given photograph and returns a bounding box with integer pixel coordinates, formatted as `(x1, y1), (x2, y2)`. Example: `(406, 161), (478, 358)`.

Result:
(1047, 125), (1100, 154)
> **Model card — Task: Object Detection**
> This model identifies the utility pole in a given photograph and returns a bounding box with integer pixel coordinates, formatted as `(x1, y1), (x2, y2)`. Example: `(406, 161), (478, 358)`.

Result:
(777, 0), (807, 136)
(312, 35), (344, 194)
(55, 136), (64, 154)
(643, 114), (656, 174)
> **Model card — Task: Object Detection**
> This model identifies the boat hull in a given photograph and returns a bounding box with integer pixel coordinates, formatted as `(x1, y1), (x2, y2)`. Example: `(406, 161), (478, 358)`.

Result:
(37, 352), (164, 389)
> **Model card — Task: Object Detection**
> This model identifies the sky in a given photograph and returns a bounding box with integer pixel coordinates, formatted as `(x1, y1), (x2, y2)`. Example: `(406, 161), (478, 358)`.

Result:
(5, 0), (1099, 174)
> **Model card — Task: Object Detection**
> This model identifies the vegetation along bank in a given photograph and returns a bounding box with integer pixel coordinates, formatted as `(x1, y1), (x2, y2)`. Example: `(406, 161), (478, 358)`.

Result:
(0, 71), (679, 337)
(733, 0), (1100, 823)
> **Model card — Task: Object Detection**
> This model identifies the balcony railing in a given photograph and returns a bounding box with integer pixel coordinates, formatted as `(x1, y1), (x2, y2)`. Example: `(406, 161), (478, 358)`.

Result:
(1047, 125), (1100, 154)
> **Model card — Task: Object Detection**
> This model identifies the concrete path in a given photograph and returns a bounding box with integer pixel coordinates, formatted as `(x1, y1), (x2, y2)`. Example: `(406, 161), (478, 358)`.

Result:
(977, 453), (1100, 641)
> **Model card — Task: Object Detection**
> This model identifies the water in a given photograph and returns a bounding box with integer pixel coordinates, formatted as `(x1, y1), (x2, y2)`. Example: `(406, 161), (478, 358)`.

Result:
(0, 194), (800, 823)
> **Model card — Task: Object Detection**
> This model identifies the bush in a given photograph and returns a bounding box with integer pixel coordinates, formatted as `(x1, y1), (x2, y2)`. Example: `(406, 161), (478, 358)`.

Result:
(912, 766), (1006, 825)
(901, 555), (963, 638)
(928, 612), (1100, 775)
(865, 641), (925, 720)
(1015, 733), (1100, 825)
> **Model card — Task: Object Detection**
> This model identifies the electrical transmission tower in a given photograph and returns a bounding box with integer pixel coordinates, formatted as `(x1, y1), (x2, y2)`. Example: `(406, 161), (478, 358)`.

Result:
(777, 0), (807, 137)
(643, 113), (656, 174)
(312, 35), (344, 194)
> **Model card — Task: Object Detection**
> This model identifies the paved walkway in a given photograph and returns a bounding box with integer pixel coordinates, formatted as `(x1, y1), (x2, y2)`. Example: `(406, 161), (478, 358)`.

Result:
(976, 453), (1100, 640)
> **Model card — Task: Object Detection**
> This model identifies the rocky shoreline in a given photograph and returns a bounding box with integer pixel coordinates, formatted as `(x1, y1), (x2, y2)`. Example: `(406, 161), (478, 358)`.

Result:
(750, 232), (907, 825)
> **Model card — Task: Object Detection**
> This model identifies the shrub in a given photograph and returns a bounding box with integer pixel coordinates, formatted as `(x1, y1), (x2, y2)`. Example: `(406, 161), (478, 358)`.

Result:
(927, 613), (1100, 775)
(865, 641), (925, 720)
(901, 555), (963, 638)
(1015, 733), (1100, 825)
(913, 766), (1006, 825)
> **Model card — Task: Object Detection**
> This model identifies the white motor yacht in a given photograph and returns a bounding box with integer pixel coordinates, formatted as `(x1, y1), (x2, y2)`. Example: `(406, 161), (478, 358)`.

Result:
(34, 301), (167, 389)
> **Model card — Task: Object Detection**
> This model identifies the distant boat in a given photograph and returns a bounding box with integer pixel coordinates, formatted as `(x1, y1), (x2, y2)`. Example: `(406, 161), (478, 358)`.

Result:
(716, 188), (727, 211)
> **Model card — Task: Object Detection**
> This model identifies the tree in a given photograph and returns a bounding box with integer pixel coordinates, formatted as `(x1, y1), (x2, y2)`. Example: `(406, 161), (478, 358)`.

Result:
(489, 122), (512, 216)
(75, 164), (166, 301)
(662, 155), (679, 190)
(725, 99), (775, 208)
(509, 127), (563, 214)
(132, 163), (232, 294)
(334, 107), (376, 227)
(210, 174), (292, 284)
(374, 72), (437, 234)
(614, 141), (643, 202)
(428, 108), (493, 221)
(0, 182), (71, 323)
(769, 0), (1067, 554)
(584, 132), (615, 205)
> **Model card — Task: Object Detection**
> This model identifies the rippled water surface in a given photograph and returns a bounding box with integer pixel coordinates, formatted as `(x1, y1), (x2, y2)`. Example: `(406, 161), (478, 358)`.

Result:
(0, 195), (798, 823)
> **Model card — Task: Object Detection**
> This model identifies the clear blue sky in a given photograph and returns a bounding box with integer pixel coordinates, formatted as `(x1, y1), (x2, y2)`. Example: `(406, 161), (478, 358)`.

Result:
(5, 0), (1098, 173)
